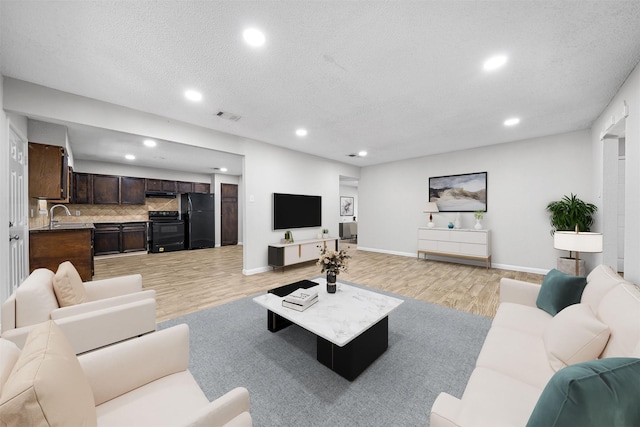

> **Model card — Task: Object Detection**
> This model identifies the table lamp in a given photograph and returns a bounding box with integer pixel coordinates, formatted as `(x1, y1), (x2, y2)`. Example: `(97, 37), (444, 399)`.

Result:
(553, 226), (603, 276)
(424, 202), (439, 228)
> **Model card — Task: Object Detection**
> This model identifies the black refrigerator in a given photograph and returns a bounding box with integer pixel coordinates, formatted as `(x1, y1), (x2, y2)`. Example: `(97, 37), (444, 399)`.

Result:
(180, 192), (215, 249)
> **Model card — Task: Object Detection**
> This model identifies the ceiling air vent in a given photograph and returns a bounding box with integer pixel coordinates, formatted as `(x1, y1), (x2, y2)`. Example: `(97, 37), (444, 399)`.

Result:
(216, 111), (242, 122)
(347, 154), (358, 157)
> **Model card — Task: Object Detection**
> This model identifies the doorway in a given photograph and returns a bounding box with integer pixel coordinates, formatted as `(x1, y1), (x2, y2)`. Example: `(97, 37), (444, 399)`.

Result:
(221, 183), (238, 246)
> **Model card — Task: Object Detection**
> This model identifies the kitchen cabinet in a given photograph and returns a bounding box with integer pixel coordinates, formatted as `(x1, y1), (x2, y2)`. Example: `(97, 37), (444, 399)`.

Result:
(120, 177), (145, 204)
(92, 174), (120, 204)
(30, 227), (94, 281)
(94, 222), (147, 255)
(177, 181), (193, 193)
(72, 172), (93, 204)
(28, 142), (69, 200)
(93, 223), (121, 255)
(146, 179), (177, 192)
(193, 182), (210, 193)
(121, 222), (147, 252)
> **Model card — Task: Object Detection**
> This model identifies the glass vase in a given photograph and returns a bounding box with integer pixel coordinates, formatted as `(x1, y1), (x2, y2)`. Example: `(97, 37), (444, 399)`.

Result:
(326, 271), (337, 293)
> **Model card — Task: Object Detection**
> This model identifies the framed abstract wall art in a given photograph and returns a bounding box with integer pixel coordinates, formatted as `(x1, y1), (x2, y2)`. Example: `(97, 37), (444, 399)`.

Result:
(340, 196), (354, 216)
(429, 172), (487, 212)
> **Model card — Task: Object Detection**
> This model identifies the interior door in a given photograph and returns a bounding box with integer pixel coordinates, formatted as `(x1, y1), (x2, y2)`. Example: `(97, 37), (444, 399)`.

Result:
(221, 183), (238, 246)
(7, 121), (29, 297)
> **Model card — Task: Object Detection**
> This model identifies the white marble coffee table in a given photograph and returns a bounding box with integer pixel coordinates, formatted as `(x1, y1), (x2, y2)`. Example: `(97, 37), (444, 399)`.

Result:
(253, 278), (404, 380)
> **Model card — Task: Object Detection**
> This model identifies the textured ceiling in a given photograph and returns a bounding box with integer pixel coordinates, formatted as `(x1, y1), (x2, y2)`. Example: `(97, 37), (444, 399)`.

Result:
(2, 1), (640, 171)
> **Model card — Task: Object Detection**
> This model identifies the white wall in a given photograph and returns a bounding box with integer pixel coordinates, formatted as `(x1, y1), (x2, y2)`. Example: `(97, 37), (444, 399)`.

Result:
(358, 130), (593, 273)
(242, 139), (360, 274)
(74, 159), (212, 183)
(591, 61), (640, 282)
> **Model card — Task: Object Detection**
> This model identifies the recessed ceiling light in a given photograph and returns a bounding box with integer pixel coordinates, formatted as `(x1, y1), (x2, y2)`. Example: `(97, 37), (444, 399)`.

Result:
(184, 89), (203, 102)
(125, 154), (135, 160)
(504, 117), (520, 126)
(243, 28), (265, 47)
(358, 151), (368, 157)
(295, 128), (308, 137)
(143, 139), (157, 147)
(483, 55), (507, 71)
(220, 167), (228, 172)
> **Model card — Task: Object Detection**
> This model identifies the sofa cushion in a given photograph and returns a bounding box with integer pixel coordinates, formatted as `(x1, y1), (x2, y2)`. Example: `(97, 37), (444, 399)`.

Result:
(475, 325), (555, 389)
(536, 269), (587, 316)
(15, 268), (58, 327)
(581, 264), (626, 313)
(543, 304), (610, 371)
(526, 358), (640, 427)
(0, 321), (97, 426)
(53, 261), (88, 307)
(492, 302), (553, 337)
(597, 283), (640, 358)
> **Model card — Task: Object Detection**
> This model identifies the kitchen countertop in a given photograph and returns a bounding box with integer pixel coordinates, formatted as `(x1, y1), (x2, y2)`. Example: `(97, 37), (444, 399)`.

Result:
(30, 223), (95, 232)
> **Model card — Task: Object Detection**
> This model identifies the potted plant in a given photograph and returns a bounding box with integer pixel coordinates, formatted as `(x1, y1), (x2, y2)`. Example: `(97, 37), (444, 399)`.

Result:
(322, 228), (329, 238)
(546, 193), (597, 274)
(317, 247), (351, 293)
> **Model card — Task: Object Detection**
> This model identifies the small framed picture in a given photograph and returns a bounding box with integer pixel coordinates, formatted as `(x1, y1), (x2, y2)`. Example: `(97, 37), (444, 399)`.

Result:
(340, 197), (354, 216)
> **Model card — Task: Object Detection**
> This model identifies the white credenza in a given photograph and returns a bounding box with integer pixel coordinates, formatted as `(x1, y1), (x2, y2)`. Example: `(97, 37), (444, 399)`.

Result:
(268, 237), (338, 270)
(417, 228), (491, 269)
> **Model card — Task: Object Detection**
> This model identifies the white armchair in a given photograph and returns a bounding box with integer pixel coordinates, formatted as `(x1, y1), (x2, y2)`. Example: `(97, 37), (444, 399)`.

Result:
(0, 321), (252, 426)
(1, 263), (156, 354)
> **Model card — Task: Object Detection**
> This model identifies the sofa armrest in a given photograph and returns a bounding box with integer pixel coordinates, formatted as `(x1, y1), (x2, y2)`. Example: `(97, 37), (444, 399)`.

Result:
(56, 298), (156, 354)
(499, 278), (541, 307)
(79, 324), (189, 406)
(430, 392), (462, 427)
(0, 323), (35, 349)
(83, 274), (142, 301)
(184, 387), (252, 427)
(50, 290), (156, 320)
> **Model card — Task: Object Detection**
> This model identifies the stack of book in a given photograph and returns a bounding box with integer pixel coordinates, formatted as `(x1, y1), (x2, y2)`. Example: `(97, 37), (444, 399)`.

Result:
(282, 287), (318, 311)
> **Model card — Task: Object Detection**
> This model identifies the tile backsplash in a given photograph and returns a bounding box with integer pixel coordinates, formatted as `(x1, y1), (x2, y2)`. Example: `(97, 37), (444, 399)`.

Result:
(30, 198), (179, 228)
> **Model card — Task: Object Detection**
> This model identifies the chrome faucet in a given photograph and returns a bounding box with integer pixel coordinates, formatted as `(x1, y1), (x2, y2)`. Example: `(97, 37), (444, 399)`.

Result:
(49, 204), (71, 228)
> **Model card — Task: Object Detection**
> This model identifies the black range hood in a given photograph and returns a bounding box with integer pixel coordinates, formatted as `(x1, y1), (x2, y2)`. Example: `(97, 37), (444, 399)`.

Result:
(145, 191), (177, 199)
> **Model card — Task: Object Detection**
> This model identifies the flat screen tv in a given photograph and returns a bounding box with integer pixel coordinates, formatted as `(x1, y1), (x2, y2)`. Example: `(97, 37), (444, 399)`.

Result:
(273, 193), (322, 230)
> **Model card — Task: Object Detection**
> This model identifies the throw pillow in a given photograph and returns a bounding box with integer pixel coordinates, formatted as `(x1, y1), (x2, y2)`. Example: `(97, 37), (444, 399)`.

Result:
(0, 320), (97, 426)
(53, 261), (88, 307)
(536, 269), (587, 316)
(526, 358), (640, 427)
(543, 304), (610, 371)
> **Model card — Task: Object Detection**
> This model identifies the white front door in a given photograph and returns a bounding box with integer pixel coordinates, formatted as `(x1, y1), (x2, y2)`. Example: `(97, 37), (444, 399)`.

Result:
(7, 121), (29, 297)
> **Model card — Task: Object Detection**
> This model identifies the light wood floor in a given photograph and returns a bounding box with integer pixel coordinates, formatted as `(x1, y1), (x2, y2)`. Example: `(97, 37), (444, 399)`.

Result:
(93, 243), (544, 323)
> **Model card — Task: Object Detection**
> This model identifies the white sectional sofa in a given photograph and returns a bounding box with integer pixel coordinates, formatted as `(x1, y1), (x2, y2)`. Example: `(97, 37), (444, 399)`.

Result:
(1, 263), (157, 354)
(430, 265), (640, 427)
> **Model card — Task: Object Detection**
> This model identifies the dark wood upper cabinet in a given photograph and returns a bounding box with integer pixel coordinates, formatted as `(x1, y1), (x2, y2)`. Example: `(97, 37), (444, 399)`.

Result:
(92, 174), (120, 204)
(161, 180), (177, 192)
(177, 181), (193, 193)
(72, 172), (93, 204)
(120, 177), (145, 204)
(28, 142), (69, 200)
(145, 179), (162, 192)
(193, 182), (210, 193)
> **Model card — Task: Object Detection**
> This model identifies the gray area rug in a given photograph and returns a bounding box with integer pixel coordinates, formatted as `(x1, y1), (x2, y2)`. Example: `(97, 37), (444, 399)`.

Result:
(160, 281), (492, 426)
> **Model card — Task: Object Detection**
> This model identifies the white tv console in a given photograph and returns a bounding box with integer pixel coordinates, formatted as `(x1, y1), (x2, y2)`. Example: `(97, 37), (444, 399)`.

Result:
(417, 228), (491, 269)
(268, 237), (338, 270)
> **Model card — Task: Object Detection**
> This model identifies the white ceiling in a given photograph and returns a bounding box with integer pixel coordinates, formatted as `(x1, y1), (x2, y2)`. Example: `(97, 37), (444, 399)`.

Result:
(2, 1), (640, 171)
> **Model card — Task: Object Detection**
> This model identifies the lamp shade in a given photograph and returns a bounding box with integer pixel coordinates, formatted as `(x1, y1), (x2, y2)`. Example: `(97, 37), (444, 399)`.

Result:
(554, 231), (603, 253)
(424, 202), (439, 213)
